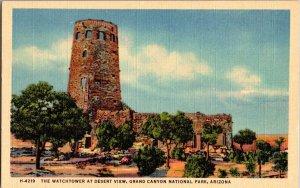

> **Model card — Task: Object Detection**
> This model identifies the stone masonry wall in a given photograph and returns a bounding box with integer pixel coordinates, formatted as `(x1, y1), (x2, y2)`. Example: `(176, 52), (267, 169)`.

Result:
(132, 113), (159, 133)
(92, 111), (232, 149)
(185, 113), (232, 147)
(68, 19), (121, 116)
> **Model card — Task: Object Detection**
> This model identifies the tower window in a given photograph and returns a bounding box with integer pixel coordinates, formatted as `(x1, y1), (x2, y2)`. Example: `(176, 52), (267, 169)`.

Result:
(98, 32), (105, 40)
(75, 32), (81, 40)
(95, 80), (100, 86)
(110, 34), (115, 42)
(82, 50), (88, 58)
(81, 77), (87, 91)
(92, 96), (100, 104)
(85, 30), (92, 39)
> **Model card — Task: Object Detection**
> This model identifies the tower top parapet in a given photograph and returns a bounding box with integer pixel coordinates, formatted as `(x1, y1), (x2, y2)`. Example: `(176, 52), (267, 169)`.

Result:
(75, 19), (117, 26)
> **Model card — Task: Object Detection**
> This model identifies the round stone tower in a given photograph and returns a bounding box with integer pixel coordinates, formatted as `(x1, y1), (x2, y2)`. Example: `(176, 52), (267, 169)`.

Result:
(68, 19), (122, 116)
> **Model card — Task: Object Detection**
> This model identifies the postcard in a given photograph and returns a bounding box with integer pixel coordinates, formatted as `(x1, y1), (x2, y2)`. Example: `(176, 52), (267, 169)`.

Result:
(1, 1), (299, 188)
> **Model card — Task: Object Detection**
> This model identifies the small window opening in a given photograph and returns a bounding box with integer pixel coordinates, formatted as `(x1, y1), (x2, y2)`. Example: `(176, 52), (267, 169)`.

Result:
(85, 30), (92, 39)
(110, 34), (115, 42)
(95, 80), (100, 85)
(93, 96), (100, 104)
(81, 77), (87, 91)
(76, 32), (81, 40)
(113, 100), (117, 103)
(98, 32), (105, 40)
(88, 112), (93, 121)
(82, 50), (87, 58)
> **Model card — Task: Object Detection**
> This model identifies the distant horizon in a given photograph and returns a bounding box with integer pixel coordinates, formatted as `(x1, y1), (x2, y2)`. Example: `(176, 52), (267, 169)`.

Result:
(12, 9), (289, 134)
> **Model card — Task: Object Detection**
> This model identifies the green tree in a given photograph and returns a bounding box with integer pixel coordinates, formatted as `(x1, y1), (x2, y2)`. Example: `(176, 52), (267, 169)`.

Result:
(50, 139), (68, 158)
(272, 152), (288, 178)
(201, 124), (222, 160)
(256, 140), (272, 178)
(272, 137), (285, 152)
(142, 112), (193, 168)
(171, 147), (186, 161)
(184, 154), (215, 178)
(96, 121), (135, 151)
(11, 82), (89, 169)
(133, 145), (166, 176)
(96, 121), (118, 151)
(117, 121), (135, 150)
(233, 129), (256, 153)
(52, 92), (90, 155)
(172, 112), (194, 148)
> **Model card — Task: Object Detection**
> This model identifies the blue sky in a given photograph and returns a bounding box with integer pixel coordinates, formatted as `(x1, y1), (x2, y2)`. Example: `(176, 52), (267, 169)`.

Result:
(12, 9), (290, 134)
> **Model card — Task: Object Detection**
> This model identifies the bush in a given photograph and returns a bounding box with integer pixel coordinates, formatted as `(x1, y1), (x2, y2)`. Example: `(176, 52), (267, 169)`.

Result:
(243, 152), (256, 162)
(272, 152), (288, 178)
(229, 150), (258, 164)
(218, 169), (228, 178)
(184, 154), (215, 178)
(97, 168), (114, 177)
(133, 145), (166, 176)
(171, 147), (186, 161)
(228, 150), (244, 163)
(229, 167), (240, 177)
(76, 162), (87, 169)
(245, 161), (256, 174)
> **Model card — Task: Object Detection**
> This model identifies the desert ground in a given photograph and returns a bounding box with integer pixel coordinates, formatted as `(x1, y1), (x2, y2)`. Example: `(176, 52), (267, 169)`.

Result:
(10, 134), (287, 178)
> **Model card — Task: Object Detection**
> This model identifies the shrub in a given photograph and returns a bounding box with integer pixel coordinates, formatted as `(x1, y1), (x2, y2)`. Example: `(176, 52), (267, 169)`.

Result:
(272, 152), (288, 178)
(171, 147), (186, 161)
(184, 154), (215, 178)
(245, 161), (256, 174)
(76, 162), (87, 169)
(229, 150), (244, 163)
(97, 168), (114, 177)
(218, 169), (228, 178)
(243, 152), (256, 162)
(133, 145), (166, 176)
(229, 167), (240, 177)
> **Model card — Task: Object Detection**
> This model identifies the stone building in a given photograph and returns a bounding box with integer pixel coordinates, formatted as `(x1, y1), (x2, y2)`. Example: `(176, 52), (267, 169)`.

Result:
(68, 19), (122, 114)
(68, 19), (232, 150)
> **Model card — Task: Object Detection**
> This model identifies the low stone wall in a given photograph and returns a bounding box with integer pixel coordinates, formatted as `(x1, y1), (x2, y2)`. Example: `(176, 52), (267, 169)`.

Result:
(95, 109), (132, 127)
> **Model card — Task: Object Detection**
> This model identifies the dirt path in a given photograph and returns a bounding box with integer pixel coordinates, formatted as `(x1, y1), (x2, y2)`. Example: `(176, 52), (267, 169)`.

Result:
(166, 159), (185, 178)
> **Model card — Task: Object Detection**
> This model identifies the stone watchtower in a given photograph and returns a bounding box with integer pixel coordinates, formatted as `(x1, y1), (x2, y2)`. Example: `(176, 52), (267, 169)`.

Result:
(68, 19), (122, 118)
(67, 19), (233, 150)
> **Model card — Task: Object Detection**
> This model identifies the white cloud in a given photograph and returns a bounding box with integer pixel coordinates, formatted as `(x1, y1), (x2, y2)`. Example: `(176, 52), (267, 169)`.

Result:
(217, 89), (288, 100)
(119, 33), (213, 86)
(225, 66), (261, 88)
(14, 30), (212, 85)
(221, 66), (287, 100)
(13, 36), (73, 72)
